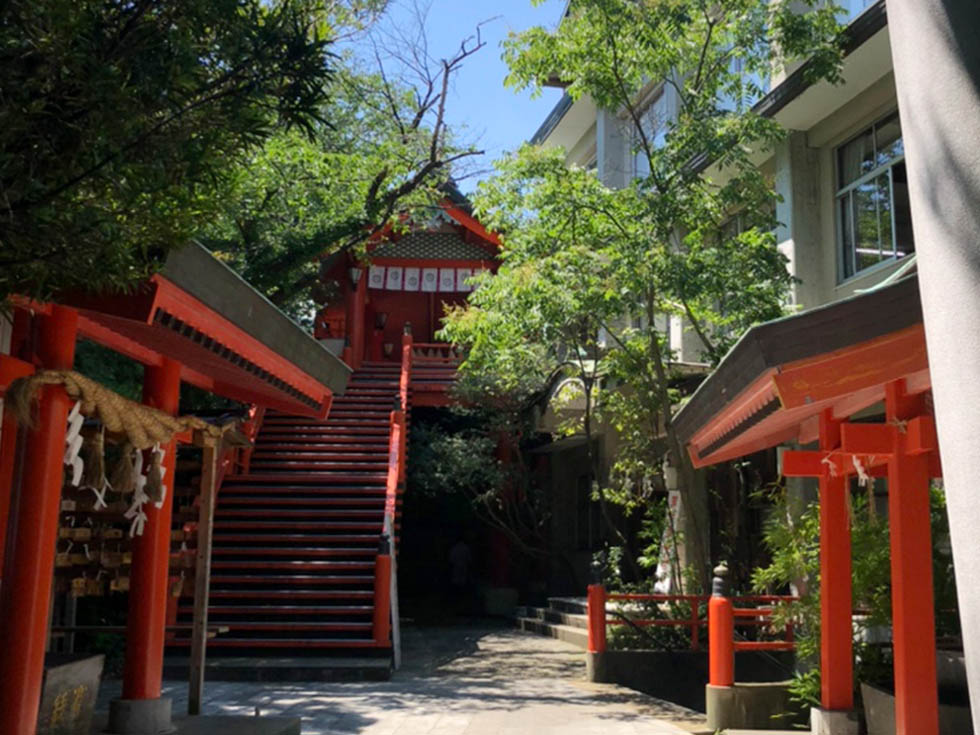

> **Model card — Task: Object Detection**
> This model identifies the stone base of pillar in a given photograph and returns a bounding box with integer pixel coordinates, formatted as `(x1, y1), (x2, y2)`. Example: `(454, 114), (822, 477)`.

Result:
(107, 697), (175, 735)
(706, 682), (799, 731)
(810, 706), (860, 735)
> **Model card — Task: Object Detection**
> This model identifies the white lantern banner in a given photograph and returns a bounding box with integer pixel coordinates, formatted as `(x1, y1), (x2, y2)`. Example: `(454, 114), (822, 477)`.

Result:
(368, 266), (386, 290)
(404, 267), (420, 291)
(421, 268), (439, 292)
(385, 266), (403, 291)
(439, 268), (456, 292)
(456, 268), (473, 293)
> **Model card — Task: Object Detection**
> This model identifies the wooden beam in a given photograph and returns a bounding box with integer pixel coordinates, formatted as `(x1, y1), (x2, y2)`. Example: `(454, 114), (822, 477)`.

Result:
(818, 410), (854, 712)
(885, 380), (939, 735)
(840, 423), (896, 456)
(781, 450), (844, 478)
(774, 325), (928, 410)
(188, 440), (219, 715)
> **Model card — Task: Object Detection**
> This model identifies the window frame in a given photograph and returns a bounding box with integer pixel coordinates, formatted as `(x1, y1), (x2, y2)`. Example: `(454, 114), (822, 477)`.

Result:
(834, 113), (909, 283)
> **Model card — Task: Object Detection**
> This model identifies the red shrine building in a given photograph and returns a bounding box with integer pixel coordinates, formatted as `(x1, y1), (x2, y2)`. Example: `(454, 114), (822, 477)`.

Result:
(313, 188), (500, 382)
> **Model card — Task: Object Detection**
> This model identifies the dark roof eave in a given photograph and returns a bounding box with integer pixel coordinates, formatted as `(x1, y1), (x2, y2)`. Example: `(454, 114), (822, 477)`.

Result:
(752, 1), (888, 120)
(162, 242), (351, 395)
(672, 273), (922, 445)
(529, 93), (574, 146)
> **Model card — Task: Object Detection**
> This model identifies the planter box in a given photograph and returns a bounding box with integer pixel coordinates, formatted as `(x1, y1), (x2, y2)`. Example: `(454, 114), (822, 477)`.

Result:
(587, 649), (796, 712)
(861, 682), (973, 735)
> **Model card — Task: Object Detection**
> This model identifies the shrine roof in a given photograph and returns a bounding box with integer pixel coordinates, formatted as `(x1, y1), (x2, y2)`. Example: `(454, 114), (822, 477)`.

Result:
(673, 274), (928, 467)
(58, 242), (350, 417)
(371, 231), (495, 261)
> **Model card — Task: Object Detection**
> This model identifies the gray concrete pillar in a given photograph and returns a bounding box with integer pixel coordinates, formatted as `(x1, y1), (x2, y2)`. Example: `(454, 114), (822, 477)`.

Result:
(887, 0), (980, 726)
(773, 132), (824, 309)
(596, 108), (630, 189)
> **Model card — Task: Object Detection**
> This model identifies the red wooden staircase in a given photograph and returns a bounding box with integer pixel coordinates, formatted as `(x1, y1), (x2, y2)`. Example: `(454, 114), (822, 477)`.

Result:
(166, 336), (464, 680)
(171, 359), (407, 666)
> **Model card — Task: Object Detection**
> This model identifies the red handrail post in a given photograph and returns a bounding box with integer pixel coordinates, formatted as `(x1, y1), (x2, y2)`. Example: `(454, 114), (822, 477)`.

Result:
(690, 598), (701, 651)
(587, 584), (607, 653)
(373, 536), (393, 646)
(708, 566), (735, 688)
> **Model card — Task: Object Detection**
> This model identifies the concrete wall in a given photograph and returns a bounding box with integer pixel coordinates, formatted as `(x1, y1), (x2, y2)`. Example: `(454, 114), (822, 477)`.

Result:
(586, 649), (797, 713)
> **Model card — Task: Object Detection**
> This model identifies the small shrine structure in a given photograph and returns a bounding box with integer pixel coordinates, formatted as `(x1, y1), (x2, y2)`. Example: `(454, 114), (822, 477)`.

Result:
(675, 274), (942, 735)
(0, 242), (349, 735)
(313, 189), (500, 384)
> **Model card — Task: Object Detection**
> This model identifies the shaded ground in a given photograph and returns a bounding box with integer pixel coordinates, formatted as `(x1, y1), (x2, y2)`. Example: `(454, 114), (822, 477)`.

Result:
(98, 621), (709, 734)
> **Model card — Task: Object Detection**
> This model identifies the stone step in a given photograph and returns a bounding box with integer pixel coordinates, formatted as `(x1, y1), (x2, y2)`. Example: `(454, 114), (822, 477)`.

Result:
(515, 615), (588, 649)
(520, 606), (588, 629)
(547, 596), (588, 615)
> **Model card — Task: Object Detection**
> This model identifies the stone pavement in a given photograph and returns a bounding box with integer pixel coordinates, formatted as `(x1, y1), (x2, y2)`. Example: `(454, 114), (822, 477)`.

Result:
(97, 622), (710, 734)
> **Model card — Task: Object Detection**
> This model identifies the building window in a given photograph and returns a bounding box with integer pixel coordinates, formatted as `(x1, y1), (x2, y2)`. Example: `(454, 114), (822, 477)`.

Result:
(633, 91), (668, 179)
(836, 112), (914, 280)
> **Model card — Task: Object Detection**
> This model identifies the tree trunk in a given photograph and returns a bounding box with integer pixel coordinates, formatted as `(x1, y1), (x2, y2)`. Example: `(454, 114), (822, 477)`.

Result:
(888, 2), (980, 727)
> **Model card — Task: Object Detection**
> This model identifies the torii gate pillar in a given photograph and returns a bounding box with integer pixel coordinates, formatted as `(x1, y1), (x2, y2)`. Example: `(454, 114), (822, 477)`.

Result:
(110, 358), (181, 734)
(0, 306), (78, 735)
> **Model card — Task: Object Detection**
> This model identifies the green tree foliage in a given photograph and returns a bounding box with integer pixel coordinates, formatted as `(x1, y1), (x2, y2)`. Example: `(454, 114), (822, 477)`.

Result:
(407, 400), (553, 560)
(443, 0), (844, 585)
(0, 0), (343, 302)
(202, 25), (486, 320)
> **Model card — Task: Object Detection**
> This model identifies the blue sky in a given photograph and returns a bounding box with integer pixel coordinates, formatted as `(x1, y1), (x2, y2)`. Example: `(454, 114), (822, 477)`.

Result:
(367, 0), (568, 193)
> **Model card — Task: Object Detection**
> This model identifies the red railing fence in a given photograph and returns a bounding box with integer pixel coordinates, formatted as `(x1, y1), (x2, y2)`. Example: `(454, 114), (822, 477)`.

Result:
(586, 564), (797, 690)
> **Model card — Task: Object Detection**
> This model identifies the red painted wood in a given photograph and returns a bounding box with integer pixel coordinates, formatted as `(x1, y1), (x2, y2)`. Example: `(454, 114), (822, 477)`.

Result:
(708, 594), (734, 687)
(123, 357), (181, 701)
(818, 410), (854, 712)
(169, 364), (413, 655)
(174, 638), (382, 648)
(774, 325), (928, 410)
(0, 305), (77, 735)
(210, 574), (374, 584)
(179, 605), (373, 615)
(372, 554), (392, 645)
(840, 423), (896, 456)
(885, 381), (939, 735)
(587, 584), (607, 653)
(212, 547), (376, 557)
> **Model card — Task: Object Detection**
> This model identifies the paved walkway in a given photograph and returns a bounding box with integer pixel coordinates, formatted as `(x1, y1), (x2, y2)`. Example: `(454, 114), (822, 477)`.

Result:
(98, 623), (708, 734)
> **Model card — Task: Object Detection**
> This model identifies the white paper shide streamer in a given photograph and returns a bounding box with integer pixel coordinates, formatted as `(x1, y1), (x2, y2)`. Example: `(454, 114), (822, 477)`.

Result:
(123, 443), (167, 537)
(63, 401), (85, 486)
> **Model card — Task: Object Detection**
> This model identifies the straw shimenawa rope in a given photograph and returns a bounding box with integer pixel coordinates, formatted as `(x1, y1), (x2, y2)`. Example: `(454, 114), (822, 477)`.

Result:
(7, 369), (242, 500)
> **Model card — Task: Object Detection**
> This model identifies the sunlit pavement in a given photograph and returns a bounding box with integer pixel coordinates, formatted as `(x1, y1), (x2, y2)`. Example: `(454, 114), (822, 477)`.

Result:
(97, 622), (708, 734)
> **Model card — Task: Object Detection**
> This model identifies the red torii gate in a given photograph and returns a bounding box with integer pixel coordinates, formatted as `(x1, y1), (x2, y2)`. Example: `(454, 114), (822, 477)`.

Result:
(0, 244), (349, 735)
(674, 275), (941, 735)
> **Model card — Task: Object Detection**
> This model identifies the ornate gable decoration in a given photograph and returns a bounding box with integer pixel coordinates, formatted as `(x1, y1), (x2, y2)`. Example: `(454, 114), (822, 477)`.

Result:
(372, 231), (493, 261)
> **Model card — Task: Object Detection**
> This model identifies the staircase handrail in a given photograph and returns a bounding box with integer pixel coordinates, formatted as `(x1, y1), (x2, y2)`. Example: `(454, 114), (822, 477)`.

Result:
(375, 329), (411, 667)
